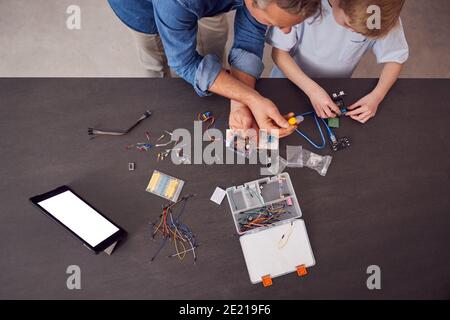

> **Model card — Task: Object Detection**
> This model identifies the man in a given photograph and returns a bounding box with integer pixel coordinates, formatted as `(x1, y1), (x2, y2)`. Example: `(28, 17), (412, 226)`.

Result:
(108, 0), (321, 136)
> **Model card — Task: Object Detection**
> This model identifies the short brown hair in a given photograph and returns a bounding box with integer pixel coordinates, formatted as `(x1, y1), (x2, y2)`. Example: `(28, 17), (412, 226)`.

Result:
(338, 0), (405, 38)
(254, 0), (322, 19)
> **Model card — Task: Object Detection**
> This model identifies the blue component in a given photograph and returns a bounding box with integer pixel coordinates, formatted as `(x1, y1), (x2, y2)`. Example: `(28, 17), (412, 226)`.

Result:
(203, 111), (212, 118)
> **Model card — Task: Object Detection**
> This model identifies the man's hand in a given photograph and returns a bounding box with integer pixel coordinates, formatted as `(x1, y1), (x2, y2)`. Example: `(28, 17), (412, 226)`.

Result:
(247, 96), (296, 138)
(346, 91), (383, 123)
(307, 84), (341, 118)
(229, 100), (258, 131)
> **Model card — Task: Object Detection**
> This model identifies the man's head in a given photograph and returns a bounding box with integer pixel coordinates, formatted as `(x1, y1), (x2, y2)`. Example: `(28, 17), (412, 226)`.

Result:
(245, 0), (322, 34)
(329, 0), (406, 38)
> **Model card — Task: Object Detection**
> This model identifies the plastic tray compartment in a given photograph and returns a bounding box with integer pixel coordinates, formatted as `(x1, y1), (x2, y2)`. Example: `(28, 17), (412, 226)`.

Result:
(226, 173), (302, 235)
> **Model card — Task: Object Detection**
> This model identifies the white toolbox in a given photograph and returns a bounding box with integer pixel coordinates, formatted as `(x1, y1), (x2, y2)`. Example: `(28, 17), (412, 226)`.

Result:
(226, 173), (315, 286)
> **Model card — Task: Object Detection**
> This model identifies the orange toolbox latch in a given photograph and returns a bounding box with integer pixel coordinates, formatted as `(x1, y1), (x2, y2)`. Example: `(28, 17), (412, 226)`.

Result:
(296, 264), (308, 277)
(261, 275), (273, 287)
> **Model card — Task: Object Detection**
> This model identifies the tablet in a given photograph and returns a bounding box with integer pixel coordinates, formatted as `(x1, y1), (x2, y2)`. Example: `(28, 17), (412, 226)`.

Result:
(30, 186), (126, 253)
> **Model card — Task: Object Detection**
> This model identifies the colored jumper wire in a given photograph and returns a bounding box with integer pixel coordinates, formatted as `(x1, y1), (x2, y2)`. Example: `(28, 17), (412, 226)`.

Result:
(197, 111), (217, 141)
(150, 194), (198, 263)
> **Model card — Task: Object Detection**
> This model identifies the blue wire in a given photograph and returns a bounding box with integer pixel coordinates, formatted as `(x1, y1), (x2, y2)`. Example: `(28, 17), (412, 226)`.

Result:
(295, 112), (336, 150)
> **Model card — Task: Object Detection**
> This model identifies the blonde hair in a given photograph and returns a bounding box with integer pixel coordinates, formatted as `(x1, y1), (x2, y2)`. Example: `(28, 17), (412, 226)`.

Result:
(339, 0), (405, 38)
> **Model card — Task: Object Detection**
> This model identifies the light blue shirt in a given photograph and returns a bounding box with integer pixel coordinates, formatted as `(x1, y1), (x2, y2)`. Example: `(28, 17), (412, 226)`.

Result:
(267, 0), (409, 78)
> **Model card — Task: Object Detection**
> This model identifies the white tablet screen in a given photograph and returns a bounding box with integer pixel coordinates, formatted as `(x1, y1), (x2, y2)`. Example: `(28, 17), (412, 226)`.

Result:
(38, 190), (119, 247)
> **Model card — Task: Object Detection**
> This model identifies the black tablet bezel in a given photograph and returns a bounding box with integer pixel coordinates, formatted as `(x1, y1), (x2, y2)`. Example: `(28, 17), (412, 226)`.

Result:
(30, 185), (126, 254)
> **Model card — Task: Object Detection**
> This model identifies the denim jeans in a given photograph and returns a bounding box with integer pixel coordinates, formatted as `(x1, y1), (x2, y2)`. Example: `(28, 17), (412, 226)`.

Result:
(129, 14), (229, 78)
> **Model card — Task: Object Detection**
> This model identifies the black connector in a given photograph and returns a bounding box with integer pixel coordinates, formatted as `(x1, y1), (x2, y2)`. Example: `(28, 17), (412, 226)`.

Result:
(331, 137), (351, 152)
(332, 91), (348, 113)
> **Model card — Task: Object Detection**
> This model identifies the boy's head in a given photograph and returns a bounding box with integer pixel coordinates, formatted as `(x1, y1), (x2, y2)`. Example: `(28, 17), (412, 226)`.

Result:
(330, 0), (405, 38)
(246, 0), (322, 34)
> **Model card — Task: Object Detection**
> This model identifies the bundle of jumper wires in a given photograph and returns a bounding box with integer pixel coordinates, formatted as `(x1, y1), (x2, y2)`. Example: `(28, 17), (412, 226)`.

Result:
(150, 194), (198, 263)
(238, 202), (291, 233)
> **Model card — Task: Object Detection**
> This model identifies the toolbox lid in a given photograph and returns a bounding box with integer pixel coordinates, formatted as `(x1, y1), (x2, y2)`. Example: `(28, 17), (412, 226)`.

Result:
(239, 219), (315, 284)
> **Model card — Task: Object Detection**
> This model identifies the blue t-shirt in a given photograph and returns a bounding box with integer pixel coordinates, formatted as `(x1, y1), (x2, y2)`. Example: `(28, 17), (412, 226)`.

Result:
(108, 0), (267, 96)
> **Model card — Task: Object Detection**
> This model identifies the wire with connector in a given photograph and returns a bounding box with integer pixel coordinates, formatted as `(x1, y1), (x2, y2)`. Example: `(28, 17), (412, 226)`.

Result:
(294, 111), (350, 152)
(88, 110), (152, 138)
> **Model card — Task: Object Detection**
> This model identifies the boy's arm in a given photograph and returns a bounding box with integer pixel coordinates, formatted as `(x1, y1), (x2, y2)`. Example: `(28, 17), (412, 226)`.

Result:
(346, 62), (403, 123)
(272, 48), (341, 118)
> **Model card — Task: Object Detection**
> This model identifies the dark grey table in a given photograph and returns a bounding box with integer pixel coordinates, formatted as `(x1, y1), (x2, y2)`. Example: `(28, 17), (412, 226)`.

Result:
(0, 79), (449, 299)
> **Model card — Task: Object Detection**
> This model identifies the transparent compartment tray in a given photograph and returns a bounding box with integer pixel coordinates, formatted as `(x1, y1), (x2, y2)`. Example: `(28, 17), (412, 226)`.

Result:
(226, 173), (302, 235)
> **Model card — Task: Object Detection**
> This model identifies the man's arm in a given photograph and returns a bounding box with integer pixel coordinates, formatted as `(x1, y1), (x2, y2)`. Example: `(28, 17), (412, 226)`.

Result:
(221, 5), (294, 135)
(153, 0), (222, 97)
(209, 69), (294, 135)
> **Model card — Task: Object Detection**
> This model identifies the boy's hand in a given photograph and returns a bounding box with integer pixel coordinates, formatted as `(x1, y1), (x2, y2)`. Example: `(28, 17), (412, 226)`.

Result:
(229, 101), (258, 131)
(247, 97), (296, 138)
(307, 85), (341, 118)
(346, 92), (383, 123)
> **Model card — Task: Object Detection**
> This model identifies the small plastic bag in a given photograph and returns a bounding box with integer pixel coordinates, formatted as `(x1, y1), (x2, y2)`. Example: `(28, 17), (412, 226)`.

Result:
(302, 148), (332, 176)
(286, 145), (303, 168)
(266, 155), (287, 175)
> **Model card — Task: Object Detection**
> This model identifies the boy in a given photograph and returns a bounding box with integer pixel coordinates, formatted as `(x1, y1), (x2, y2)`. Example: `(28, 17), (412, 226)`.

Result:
(267, 0), (409, 123)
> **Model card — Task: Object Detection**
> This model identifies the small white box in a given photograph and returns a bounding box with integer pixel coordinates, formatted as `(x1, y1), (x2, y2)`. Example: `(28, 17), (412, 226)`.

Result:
(210, 187), (226, 205)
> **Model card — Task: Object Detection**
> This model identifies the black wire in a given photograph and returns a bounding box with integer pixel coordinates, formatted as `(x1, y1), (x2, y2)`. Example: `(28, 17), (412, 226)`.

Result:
(88, 110), (152, 137)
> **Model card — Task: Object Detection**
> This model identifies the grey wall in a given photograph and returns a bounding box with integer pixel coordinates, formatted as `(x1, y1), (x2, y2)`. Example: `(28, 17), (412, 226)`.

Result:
(0, 0), (449, 78)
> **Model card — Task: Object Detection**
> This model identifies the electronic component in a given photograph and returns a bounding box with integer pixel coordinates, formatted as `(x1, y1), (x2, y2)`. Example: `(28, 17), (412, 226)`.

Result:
(198, 111), (216, 141)
(199, 111), (212, 120)
(88, 110), (151, 138)
(294, 110), (351, 152)
(146, 170), (184, 202)
(327, 117), (340, 128)
(332, 91), (348, 113)
(225, 129), (256, 158)
(331, 136), (351, 152)
(259, 130), (279, 150)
